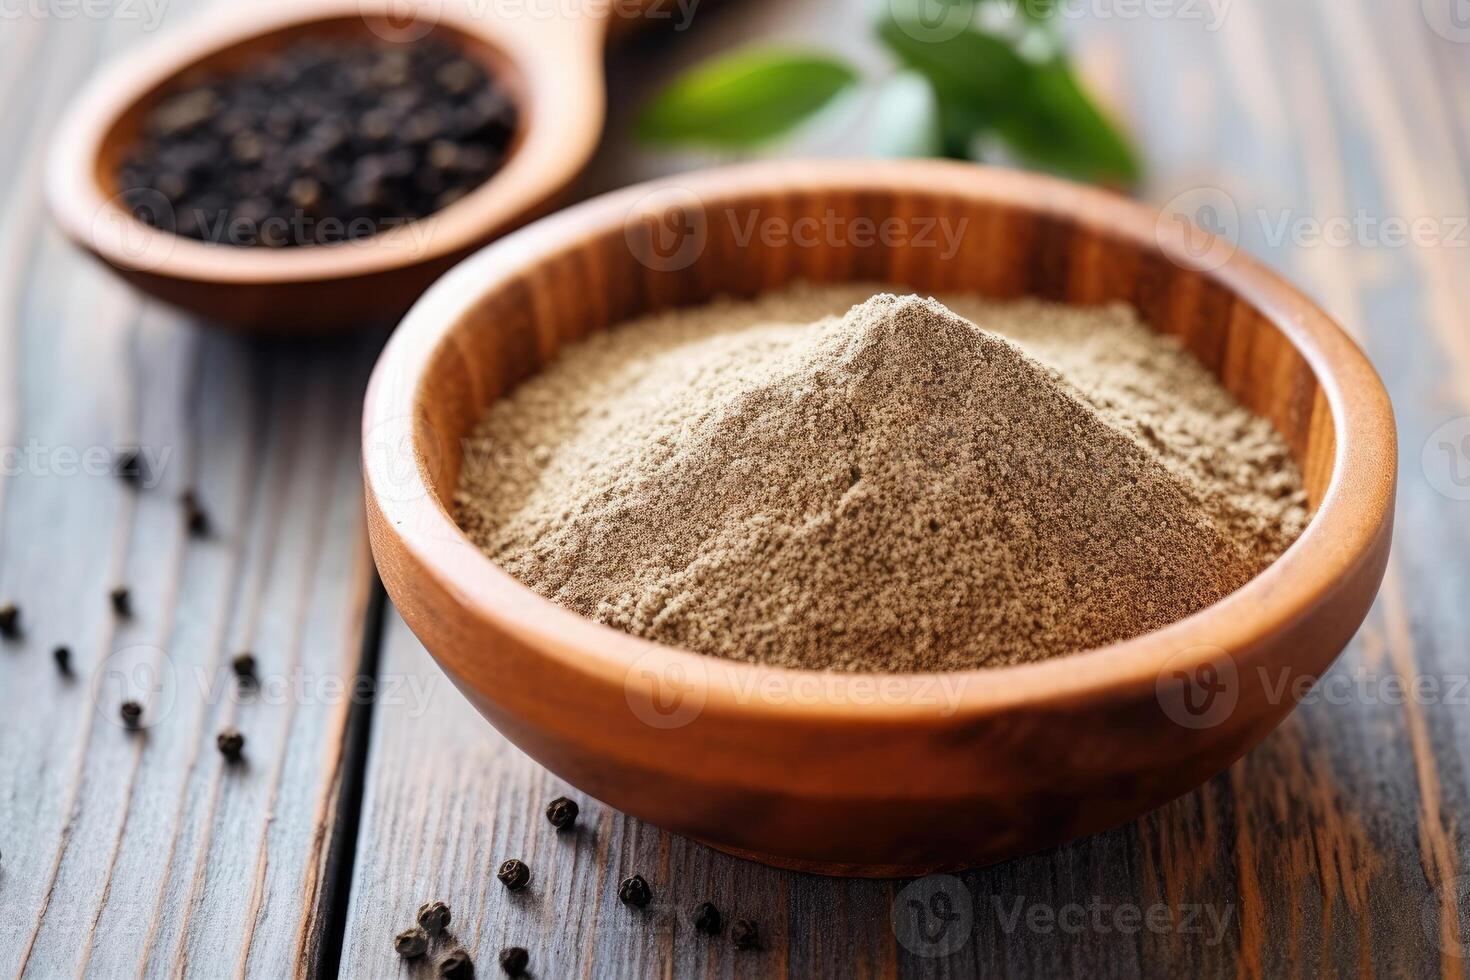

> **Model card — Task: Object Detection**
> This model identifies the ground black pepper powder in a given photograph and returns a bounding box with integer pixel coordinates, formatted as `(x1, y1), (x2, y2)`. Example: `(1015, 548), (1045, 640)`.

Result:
(53, 646), (72, 676)
(116, 37), (517, 247)
(0, 602), (19, 639)
(120, 700), (143, 730)
(109, 587), (131, 618)
(231, 652), (257, 681)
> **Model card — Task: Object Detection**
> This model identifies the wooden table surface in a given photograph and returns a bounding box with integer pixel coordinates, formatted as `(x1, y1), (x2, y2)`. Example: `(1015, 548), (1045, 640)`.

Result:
(2, 0), (1468, 977)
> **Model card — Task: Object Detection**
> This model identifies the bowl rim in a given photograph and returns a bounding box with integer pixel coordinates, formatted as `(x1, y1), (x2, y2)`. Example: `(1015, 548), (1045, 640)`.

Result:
(363, 158), (1397, 722)
(44, 0), (607, 286)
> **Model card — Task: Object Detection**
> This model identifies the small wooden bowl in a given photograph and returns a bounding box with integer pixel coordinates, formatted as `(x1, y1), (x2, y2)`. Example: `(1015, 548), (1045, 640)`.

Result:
(363, 160), (1396, 876)
(45, 0), (643, 331)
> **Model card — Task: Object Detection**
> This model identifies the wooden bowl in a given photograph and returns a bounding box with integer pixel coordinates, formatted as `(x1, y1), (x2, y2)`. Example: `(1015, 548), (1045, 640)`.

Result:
(45, 0), (650, 331)
(363, 160), (1396, 876)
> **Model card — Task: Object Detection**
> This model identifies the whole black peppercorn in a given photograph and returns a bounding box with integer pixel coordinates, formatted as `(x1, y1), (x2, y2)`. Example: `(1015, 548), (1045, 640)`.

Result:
(394, 927), (429, 959)
(114, 450), (146, 486)
(730, 918), (760, 951)
(497, 858), (530, 891)
(545, 796), (579, 830)
(53, 646), (72, 676)
(618, 874), (652, 909)
(110, 586), (132, 618)
(116, 38), (518, 250)
(417, 899), (452, 934)
(438, 949), (473, 978)
(181, 490), (210, 537)
(232, 652), (257, 680)
(497, 946), (528, 977)
(120, 700), (143, 730)
(217, 728), (245, 761)
(692, 901), (722, 936)
(0, 602), (19, 639)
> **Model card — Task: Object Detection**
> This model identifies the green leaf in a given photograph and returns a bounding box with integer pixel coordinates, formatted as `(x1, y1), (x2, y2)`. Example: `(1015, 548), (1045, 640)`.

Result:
(878, 16), (1030, 118)
(993, 57), (1142, 183)
(878, 10), (1140, 183)
(635, 49), (861, 148)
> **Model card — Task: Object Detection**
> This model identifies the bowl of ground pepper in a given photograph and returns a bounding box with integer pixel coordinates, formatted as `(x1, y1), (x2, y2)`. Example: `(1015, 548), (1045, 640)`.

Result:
(45, 0), (648, 330)
(363, 160), (1397, 875)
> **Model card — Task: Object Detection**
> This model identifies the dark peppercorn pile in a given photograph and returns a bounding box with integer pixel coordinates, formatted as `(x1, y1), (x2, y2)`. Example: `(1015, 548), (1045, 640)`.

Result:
(117, 38), (517, 248)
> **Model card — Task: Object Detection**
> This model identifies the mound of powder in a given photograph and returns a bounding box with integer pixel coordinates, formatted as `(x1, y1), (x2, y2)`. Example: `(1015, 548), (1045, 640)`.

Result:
(455, 287), (1307, 672)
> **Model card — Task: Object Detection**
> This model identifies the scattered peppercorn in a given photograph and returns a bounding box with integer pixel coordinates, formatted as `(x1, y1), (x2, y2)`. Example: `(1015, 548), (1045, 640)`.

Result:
(216, 728), (245, 761)
(114, 450), (147, 486)
(692, 901), (722, 936)
(120, 700), (143, 730)
(117, 38), (518, 249)
(618, 874), (652, 909)
(545, 796), (579, 830)
(417, 900), (451, 934)
(110, 587), (132, 617)
(394, 927), (429, 959)
(0, 602), (19, 639)
(497, 946), (528, 977)
(730, 918), (760, 951)
(231, 652), (257, 680)
(181, 490), (210, 537)
(53, 646), (72, 676)
(438, 949), (473, 979)
(497, 858), (530, 891)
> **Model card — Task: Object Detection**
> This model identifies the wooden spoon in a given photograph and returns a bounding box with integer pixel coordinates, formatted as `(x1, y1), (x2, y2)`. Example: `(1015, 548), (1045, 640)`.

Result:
(46, 0), (674, 331)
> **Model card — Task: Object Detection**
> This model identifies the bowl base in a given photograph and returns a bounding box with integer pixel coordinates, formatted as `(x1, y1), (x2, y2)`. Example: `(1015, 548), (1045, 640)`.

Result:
(694, 837), (979, 880)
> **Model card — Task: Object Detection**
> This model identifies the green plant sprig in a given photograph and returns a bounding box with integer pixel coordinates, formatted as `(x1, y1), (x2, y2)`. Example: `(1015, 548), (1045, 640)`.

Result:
(635, 0), (1140, 185)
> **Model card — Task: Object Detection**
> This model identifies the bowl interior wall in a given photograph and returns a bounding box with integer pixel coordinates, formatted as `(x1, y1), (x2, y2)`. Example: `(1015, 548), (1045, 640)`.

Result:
(94, 16), (530, 201)
(417, 190), (1335, 514)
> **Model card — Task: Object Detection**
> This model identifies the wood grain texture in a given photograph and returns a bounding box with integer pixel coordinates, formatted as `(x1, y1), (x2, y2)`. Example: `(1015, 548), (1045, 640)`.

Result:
(342, 0), (1470, 976)
(0, 6), (382, 978)
(0, 0), (1467, 976)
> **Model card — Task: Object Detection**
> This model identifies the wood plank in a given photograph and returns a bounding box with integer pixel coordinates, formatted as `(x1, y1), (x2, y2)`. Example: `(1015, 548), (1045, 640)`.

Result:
(341, 1), (1470, 978)
(0, 5), (384, 977)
